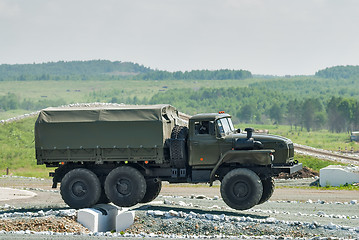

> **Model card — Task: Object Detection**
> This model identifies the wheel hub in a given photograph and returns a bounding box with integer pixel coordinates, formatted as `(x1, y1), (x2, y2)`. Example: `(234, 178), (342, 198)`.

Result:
(72, 181), (87, 197)
(116, 179), (131, 195)
(233, 181), (249, 199)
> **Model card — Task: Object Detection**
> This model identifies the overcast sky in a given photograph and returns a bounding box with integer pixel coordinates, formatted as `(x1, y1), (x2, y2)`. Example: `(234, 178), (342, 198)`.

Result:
(1, 0), (359, 75)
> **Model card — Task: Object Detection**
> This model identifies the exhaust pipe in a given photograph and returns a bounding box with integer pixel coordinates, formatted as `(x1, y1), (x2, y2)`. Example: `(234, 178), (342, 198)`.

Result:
(245, 127), (254, 139)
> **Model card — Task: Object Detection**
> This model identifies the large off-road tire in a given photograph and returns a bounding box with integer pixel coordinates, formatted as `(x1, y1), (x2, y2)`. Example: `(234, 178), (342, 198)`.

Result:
(60, 168), (101, 209)
(97, 191), (111, 204)
(220, 168), (263, 210)
(96, 177), (111, 204)
(170, 126), (188, 168)
(257, 177), (275, 205)
(140, 179), (162, 203)
(104, 166), (146, 207)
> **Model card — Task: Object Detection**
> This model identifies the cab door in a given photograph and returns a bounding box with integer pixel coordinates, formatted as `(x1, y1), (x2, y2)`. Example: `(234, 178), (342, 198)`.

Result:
(189, 120), (221, 166)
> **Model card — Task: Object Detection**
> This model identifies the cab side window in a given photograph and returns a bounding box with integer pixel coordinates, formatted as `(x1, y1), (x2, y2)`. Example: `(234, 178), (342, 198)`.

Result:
(195, 121), (211, 135)
(216, 120), (225, 137)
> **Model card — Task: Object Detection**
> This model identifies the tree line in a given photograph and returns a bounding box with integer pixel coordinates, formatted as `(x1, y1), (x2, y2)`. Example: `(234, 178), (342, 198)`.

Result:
(315, 65), (359, 79)
(148, 88), (359, 133)
(87, 86), (359, 132)
(0, 60), (252, 81)
(0, 60), (152, 79)
(136, 69), (252, 80)
(2, 60), (359, 82)
(327, 97), (359, 133)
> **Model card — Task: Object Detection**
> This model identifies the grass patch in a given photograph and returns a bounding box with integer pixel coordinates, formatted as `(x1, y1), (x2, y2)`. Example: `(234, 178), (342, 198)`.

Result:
(317, 183), (359, 191)
(0, 109), (33, 121)
(295, 154), (344, 172)
(0, 117), (52, 178)
(277, 184), (359, 191)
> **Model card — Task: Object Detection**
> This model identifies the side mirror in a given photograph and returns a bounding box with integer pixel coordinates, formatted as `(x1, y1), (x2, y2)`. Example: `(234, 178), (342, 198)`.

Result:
(236, 128), (241, 133)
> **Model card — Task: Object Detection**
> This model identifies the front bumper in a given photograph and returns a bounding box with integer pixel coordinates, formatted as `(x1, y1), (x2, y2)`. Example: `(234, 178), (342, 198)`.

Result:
(272, 163), (303, 175)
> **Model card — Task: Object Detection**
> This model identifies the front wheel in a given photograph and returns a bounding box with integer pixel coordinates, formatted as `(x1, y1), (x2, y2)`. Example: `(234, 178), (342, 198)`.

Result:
(220, 168), (263, 210)
(257, 177), (275, 205)
(140, 178), (162, 203)
(104, 166), (146, 207)
(60, 168), (101, 209)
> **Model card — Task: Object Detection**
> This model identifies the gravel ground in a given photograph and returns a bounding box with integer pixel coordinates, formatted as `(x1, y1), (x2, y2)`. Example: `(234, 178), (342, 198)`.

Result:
(0, 176), (358, 239)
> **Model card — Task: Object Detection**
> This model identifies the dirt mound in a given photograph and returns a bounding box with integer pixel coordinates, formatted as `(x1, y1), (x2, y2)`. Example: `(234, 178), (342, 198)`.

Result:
(276, 166), (319, 179)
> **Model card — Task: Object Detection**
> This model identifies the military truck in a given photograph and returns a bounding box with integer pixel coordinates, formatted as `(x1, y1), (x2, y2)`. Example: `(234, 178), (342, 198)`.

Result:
(35, 104), (302, 210)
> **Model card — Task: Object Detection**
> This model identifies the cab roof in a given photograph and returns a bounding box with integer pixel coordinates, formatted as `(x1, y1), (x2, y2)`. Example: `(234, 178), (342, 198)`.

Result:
(190, 113), (231, 121)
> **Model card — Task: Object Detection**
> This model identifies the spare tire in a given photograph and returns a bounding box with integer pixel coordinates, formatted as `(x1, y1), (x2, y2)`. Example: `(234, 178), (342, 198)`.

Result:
(170, 126), (188, 168)
(171, 125), (188, 139)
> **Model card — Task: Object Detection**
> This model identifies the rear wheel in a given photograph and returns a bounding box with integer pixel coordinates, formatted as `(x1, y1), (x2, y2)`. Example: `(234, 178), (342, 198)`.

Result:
(60, 168), (101, 209)
(257, 177), (275, 205)
(140, 178), (162, 203)
(97, 191), (111, 204)
(220, 168), (263, 210)
(97, 177), (111, 204)
(104, 166), (146, 207)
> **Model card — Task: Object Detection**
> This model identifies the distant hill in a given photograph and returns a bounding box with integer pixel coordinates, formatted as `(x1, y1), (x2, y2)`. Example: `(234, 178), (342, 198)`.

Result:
(0, 60), (153, 81)
(0, 60), (252, 81)
(315, 65), (359, 79)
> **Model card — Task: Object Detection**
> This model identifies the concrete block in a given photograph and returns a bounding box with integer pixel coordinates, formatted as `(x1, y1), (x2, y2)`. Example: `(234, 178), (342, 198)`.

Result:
(116, 210), (135, 232)
(77, 208), (101, 232)
(77, 204), (121, 232)
(320, 165), (359, 187)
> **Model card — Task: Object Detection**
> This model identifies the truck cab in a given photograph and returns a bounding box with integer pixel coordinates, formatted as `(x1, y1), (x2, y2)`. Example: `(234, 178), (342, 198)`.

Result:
(188, 112), (297, 169)
(188, 113), (233, 166)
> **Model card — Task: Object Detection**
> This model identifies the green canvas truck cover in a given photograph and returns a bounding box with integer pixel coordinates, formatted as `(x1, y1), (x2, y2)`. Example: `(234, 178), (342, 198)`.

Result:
(35, 104), (180, 150)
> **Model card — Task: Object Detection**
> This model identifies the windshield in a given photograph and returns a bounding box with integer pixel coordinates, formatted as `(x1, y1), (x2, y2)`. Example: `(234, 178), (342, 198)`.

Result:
(217, 117), (234, 136)
(227, 118), (235, 131)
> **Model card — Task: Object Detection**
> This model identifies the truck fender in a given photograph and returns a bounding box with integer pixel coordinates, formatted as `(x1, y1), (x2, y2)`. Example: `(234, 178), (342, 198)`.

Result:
(209, 149), (275, 186)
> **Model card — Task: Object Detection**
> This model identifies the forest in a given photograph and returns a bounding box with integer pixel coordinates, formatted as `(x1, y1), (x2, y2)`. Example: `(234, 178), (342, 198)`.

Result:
(1, 61), (359, 133)
(0, 60), (252, 81)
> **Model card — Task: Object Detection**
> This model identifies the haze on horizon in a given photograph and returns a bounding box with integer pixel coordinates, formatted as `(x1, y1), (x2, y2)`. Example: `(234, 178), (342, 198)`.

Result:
(1, 0), (359, 76)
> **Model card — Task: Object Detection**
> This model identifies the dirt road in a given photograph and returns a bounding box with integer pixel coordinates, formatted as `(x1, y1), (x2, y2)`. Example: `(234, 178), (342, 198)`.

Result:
(0, 175), (358, 239)
(1, 177), (357, 208)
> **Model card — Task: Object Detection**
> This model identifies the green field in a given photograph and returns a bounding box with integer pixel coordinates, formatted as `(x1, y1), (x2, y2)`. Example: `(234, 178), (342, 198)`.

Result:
(0, 79), (261, 103)
(0, 78), (267, 120)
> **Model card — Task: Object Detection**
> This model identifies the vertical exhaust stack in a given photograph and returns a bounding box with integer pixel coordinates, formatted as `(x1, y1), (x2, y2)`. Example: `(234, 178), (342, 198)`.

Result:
(245, 128), (254, 139)
(234, 127), (263, 150)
